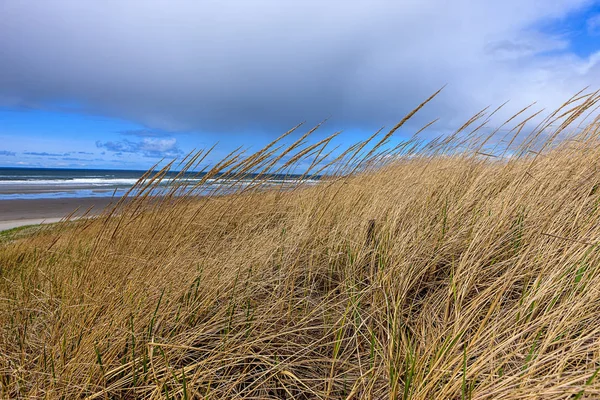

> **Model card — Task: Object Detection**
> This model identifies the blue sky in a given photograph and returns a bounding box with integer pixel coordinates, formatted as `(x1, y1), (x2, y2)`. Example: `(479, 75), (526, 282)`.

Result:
(1, 0), (600, 170)
(0, 107), (208, 169)
(0, 101), (285, 170)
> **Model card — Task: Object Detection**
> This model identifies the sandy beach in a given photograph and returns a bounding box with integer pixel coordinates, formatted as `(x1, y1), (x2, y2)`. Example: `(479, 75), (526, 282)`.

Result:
(0, 197), (117, 231)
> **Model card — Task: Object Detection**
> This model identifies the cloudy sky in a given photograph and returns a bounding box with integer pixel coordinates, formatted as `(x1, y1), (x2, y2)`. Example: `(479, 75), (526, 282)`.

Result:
(1, 0), (600, 169)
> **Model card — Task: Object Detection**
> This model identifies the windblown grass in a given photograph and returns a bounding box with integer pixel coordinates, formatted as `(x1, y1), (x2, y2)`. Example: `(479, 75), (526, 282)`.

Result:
(0, 224), (47, 243)
(3, 90), (600, 398)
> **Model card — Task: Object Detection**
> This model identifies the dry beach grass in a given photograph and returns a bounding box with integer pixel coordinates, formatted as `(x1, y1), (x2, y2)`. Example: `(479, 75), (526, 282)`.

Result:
(3, 91), (600, 398)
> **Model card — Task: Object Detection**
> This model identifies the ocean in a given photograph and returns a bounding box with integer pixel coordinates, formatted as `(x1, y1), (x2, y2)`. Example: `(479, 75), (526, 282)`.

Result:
(0, 167), (317, 200)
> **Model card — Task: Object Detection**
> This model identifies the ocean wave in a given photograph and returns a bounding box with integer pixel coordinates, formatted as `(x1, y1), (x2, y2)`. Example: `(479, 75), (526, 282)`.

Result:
(0, 178), (144, 186)
(0, 177), (320, 186)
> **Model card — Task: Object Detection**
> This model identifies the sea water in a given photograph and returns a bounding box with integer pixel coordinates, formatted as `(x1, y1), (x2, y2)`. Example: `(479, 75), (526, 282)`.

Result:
(0, 167), (318, 200)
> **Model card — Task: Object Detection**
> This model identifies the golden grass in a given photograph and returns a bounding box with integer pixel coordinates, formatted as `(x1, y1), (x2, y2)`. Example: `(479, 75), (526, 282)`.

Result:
(3, 91), (600, 398)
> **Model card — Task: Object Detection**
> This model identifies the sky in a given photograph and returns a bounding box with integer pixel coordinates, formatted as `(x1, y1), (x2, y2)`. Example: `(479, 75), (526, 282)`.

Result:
(1, 0), (600, 170)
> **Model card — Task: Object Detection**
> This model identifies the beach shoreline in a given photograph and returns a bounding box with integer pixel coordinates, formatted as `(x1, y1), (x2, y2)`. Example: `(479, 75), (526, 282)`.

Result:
(0, 197), (116, 231)
(0, 217), (71, 231)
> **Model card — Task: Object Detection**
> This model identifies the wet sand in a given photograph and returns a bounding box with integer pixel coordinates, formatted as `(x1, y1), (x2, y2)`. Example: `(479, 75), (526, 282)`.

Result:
(0, 197), (117, 231)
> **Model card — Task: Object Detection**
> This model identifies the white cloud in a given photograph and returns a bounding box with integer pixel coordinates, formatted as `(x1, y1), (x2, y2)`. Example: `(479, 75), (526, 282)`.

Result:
(139, 138), (177, 153)
(96, 137), (181, 158)
(0, 0), (598, 135)
(587, 13), (600, 35)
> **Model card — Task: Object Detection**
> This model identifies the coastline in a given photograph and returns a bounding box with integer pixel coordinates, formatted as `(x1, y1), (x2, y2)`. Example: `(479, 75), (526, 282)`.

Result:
(0, 197), (117, 231)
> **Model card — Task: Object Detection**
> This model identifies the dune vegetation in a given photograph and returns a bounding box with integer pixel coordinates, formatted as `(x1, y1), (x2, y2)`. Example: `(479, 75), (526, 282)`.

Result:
(4, 90), (600, 399)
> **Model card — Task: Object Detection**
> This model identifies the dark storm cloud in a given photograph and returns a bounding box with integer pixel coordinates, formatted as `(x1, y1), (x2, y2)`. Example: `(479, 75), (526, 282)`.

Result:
(0, 0), (598, 136)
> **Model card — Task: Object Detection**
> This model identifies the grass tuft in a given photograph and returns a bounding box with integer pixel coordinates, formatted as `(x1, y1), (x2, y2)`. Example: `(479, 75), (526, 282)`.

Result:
(3, 92), (600, 398)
